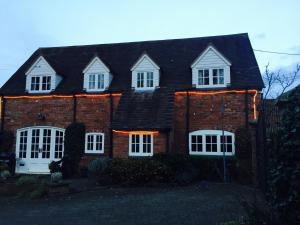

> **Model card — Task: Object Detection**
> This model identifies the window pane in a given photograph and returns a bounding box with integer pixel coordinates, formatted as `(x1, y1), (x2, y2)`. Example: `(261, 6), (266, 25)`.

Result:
(206, 135), (217, 152)
(146, 72), (154, 87)
(137, 73), (144, 88)
(55, 130), (64, 159)
(219, 69), (224, 84)
(89, 74), (96, 89)
(19, 131), (28, 158)
(31, 76), (40, 91)
(87, 135), (94, 151)
(97, 74), (104, 89)
(191, 135), (202, 152)
(42, 76), (51, 90)
(204, 69), (209, 85)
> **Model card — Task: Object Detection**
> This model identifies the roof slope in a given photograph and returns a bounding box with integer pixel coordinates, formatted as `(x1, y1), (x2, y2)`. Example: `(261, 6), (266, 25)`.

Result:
(112, 88), (174, 130)
(1, 33), (263, 95)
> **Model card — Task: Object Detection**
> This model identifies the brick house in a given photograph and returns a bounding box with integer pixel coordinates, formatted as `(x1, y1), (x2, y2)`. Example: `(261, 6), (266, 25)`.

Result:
(0, 33), (264, 174)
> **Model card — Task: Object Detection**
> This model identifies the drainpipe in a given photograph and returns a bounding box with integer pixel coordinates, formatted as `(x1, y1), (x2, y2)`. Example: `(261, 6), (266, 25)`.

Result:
(245, 89), (249, 129)
(1, 95), (6, 132)
(185, 91), (190, 155)
(73, 94), (77, 123)
(109, 93), (114, 158)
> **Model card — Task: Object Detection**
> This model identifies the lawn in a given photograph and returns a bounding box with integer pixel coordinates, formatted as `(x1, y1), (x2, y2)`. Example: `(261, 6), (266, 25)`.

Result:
(0, 182), (264, 225)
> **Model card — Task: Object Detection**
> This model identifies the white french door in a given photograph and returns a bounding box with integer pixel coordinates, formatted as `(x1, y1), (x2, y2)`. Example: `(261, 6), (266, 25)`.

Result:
(16, 126), (64, 174)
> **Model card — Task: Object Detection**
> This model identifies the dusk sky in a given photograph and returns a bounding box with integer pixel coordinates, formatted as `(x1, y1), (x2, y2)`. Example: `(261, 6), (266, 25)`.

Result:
(0, 0), (299, 88)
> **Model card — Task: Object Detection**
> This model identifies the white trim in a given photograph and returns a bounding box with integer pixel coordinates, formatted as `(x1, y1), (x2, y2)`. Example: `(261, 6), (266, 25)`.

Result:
(129, 133), (153, 157)
(25, 56), (56, 75)
(85, 132), (105, 154)
(83, 56), (110, 74)
(191, 46), (231, 68)
(195, 67), (228, 88)
(189, 130), (235, 156)
(15, 126), (65, 174)
(131, 53), (160, 71)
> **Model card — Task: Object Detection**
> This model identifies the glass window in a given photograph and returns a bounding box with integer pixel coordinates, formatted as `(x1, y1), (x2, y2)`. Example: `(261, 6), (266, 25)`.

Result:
(85, 133), (104, 153)
(146, 72), (154, 87)
(198, 69), (209, 85)
(213, 69), (224, 85)
(137, 72), (144, 88)
(30, 76), (51, 91)
(130, 133), (153, 156)
(189, 130), (234, 156)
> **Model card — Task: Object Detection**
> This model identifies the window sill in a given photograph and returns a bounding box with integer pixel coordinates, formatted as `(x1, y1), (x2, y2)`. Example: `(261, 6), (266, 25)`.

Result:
(189, 152), (234, 156)
(85, 151), (104, 154)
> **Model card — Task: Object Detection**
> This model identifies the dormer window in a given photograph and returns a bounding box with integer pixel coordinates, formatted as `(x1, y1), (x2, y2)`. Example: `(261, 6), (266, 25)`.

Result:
(197, 68), (225, 86)
(191, 46), (231, 89)
(88, 73), (105, 90)
(137, 72), (154, 88)
(131, 53), (159, 91)
(83, 56), (112, 92)
(25, 56), (61, 93)
(30, 75), (51, 91)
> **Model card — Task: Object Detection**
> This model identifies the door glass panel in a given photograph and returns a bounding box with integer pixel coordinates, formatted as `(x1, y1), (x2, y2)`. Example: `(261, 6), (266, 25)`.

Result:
(42, 129), (51, 158)
(31, 129), (40, 158)
(19, 130), (28, 158)
(55, 130), (64, 159)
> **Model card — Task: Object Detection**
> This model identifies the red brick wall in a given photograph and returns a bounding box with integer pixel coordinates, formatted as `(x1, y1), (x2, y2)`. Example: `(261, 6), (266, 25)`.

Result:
(4, 98), (74, 135)
(113, 132), (166, 158)
(3, 95), (121, 164)
(173, 91), (259, 153)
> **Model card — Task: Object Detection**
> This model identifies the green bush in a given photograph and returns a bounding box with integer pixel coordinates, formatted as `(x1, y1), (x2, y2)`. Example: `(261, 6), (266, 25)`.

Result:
(62, 122), (85, 178)
(267, 86), (300, 225)
(0, 130), (14, 152)
(16, 176), (39, 186)
(0, 162), (9, 172)
(88, 157), (110, 176)
(105, 158), (173, 185)
(49, 160), (62, 173)
(154, 153), (238, 183)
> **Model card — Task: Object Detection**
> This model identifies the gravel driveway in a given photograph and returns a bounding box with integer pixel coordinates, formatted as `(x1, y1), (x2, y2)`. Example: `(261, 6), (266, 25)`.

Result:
(0, 183), (260, 225)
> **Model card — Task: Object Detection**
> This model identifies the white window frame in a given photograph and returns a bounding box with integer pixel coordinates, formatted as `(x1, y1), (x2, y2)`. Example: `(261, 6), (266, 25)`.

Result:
(15, 126), (65, 160)
(87, 73), (105, 91)
(197, 68), (225, 88)
(129, 133), (153, 156)
(85, 133), (105, 154)
(189, 130), (235, 156)
(29, 75), (52, 93)
(135, 71), (155, 90)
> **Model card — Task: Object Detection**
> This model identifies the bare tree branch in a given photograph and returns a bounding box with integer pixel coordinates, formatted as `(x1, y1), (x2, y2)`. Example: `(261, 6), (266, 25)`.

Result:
(263, 63), (300, 99)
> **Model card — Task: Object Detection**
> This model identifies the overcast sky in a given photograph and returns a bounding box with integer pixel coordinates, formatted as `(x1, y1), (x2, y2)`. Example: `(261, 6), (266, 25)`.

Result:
(0, 0), (299, 88)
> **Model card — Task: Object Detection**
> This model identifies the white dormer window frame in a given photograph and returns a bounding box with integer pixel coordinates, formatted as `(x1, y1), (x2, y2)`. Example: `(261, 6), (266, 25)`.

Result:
(83, 56), (112, 92)
(191, 46), (231, 89)
(131, 54), (160, 91)
(25, 56), (59, 94)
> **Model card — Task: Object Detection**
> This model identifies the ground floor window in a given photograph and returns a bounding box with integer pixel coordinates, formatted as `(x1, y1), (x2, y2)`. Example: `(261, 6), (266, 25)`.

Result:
(189, 130), (235, 156)
(129, 133), (153, 156)
(85, 133), (104, 153)
(16, 126), (65, 160)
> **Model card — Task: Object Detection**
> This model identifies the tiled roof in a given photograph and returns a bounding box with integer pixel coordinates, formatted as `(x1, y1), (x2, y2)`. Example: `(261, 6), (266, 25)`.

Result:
(112, 87), (174, 130)
(0, 33), (263, 95)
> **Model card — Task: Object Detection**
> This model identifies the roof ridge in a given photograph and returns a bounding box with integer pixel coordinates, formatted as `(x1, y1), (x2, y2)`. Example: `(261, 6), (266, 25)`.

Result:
(38, 33), (249, 50)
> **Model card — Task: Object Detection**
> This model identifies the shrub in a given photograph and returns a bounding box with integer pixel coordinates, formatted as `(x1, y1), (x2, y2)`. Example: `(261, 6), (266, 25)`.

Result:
(0, 130), (14, 152)
(51, 172), (63, 183)
(16, 176), (39, 186)
(154, 153), (238, 184)
(0, 170), (11, 180)
(62, 122), (85, 178)
(49, 160), (62, 173)
(0, 162), (9, 172)
(88, 157), (110, 176)
(105, 158), (173, 185)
